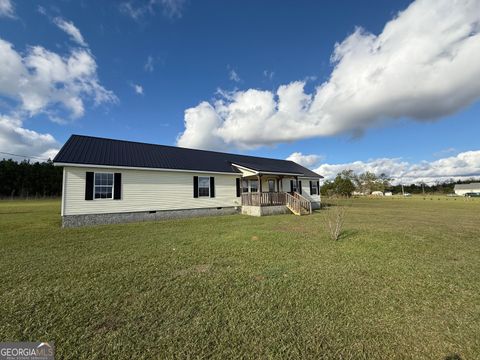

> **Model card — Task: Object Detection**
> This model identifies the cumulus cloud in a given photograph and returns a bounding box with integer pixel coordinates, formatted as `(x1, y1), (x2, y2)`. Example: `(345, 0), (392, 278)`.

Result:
(0, 19), (116, 159)
(0, 115), (59, 160)
(286, 152), (323, 168)
(53, 17), (88, 47)
(177, 0), (480, 150)
(0, 0), (14, 18)
(314, 151), (480, 185)
(0, 38), (117, 120)
(120, 0), (185, 20)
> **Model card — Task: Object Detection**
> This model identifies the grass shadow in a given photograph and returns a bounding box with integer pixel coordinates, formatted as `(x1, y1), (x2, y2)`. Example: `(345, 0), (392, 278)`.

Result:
(338, 229), (359, 240)
(444, 354), (462, 360)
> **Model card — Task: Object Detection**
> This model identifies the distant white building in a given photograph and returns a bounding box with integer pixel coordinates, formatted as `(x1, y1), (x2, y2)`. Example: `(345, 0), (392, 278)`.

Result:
(454, 183), (480, 196)
(371, 191), (384, 196)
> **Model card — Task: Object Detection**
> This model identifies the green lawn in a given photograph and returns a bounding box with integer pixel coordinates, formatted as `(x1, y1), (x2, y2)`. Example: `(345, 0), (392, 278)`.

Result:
(1, 198), (479, 359)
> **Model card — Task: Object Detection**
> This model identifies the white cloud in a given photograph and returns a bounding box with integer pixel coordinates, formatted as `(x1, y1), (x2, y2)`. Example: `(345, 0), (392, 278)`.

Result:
(53, 17), (88, 47)
(0, 115), (59, 160)
(314, 150), (480, 185)
(286, 152), (323, 168)
(0, 0), (14, 18)
(120, 0), (185, 20)
(0, 38), (117, 120)
(229, 69), (241, 82)
(0, 19), (116, 159)
(131, 83), (144, 95)
(177, 0), (480, 150)
(144, 55), (154, 72)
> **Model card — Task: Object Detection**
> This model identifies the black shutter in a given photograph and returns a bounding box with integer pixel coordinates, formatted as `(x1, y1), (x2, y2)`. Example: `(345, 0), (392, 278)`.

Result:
(193, 176), (198, 198)
(236, 178), (241, 197)
(309, 181), (313, 195)
(290, 180), (294, 192)
(210, 177), (215, 198)
(85, 172), (94, 200)
(317, 181), (320, 195)
(299, 180), (302, 194)
(114, 173), (122, 200)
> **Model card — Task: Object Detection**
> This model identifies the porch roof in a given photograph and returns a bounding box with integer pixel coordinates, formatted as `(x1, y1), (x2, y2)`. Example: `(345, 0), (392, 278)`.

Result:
(232, 161), (322, 178)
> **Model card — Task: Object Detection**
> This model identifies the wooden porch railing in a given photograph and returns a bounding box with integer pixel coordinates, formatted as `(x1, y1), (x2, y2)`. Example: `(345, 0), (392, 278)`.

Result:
(241, 192), (286, 206)
(241, 192), (312, 215)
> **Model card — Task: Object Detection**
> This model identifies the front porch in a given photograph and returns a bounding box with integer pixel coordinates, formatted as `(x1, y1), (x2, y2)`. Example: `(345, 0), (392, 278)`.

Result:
(231, 163), (321, 217)
(241, 191), (313, 216)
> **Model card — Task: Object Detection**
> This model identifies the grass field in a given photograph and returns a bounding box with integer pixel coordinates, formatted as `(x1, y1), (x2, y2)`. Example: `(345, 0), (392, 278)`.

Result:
(1, 197), (479, 359)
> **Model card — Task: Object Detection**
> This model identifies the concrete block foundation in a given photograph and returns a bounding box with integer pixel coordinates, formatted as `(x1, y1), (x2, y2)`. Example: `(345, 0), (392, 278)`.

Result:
(241, 205), (291, 217)
(62, 207), (239, 227)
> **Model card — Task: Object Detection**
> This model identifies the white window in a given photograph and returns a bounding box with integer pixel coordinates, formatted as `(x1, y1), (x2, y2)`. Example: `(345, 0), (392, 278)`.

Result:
(242, 179), (249, 193)
(94, 173), (114, 199)
(311, 181), (318, 195)
(250, 180), (258, 192)
(268, 179), (275, 192)
(198, 176), (210, 197)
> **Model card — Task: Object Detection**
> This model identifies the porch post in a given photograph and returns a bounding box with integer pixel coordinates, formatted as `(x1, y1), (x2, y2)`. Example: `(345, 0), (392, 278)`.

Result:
(258, 175), (262, 193)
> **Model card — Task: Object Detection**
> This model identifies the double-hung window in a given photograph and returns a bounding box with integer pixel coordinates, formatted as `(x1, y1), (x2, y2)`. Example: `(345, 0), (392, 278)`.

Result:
(268, 179), (275, 192)
(242, 179), (249, 193)
(94, 173), (114, 199)
(250, 180), (258, 192)
(311, 181), (318, 195)
(198, 176), (210, 197)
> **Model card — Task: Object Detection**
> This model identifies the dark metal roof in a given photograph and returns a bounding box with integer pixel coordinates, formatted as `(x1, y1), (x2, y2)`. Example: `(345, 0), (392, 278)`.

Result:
(53, 135), (323, 178)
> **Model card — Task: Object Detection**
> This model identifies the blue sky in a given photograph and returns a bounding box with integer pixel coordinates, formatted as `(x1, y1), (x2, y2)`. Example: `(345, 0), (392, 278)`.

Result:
(1, 0), (479, 183)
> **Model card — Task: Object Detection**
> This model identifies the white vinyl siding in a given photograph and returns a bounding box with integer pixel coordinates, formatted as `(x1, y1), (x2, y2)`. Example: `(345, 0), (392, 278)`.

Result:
(63, 166), (240, 216)
(280, 177), (320, 203)
(299, 177), (321, 203)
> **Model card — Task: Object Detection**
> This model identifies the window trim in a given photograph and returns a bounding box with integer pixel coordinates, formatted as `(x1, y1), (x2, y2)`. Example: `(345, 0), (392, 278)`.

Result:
(198, 176), (211, 197)
(93, 172), (114, 200)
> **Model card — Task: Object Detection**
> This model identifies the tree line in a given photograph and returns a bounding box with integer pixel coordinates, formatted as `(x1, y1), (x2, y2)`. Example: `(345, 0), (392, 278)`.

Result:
(320, 169), (479, 197)
(0, 159), (63, 199)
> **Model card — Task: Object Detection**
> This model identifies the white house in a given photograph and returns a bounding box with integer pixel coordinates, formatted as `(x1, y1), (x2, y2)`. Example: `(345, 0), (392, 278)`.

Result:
(53, 135), (323, 227)
(454, 183), (480, 196)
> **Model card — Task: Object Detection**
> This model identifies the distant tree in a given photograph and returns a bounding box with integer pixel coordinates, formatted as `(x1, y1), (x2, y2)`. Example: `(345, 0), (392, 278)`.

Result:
(334, 176), (355, 197)
(320, 171), (356, 197)
(0, 158), (62, 199)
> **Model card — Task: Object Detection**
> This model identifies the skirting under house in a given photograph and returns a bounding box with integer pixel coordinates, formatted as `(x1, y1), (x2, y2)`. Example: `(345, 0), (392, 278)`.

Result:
(62, 207), (239, 227)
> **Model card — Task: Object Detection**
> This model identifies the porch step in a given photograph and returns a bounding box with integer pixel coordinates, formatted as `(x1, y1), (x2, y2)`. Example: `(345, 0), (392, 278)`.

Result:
(286, 204), (309, 216)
